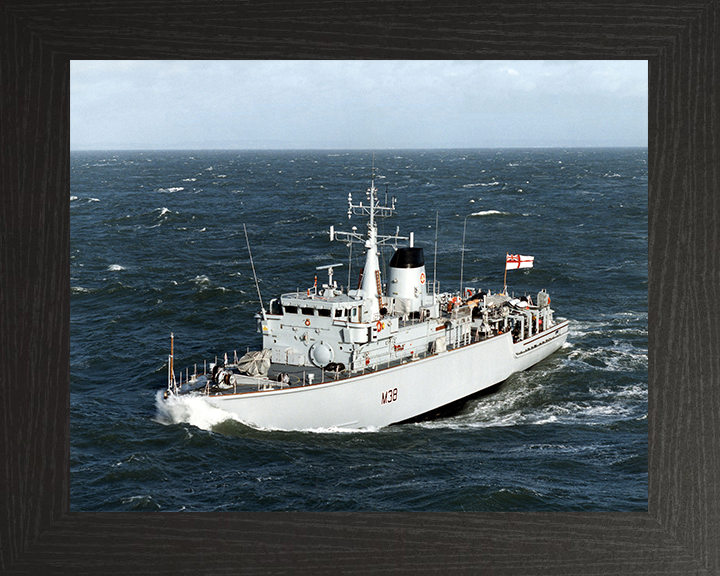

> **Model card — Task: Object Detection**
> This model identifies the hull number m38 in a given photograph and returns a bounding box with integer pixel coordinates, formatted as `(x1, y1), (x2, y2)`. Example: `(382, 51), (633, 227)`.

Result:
(381, 388), (398, 405)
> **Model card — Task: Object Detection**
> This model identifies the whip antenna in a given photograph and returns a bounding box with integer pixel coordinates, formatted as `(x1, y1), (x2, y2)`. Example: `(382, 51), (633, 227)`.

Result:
(243, 224), (266, 319)
(433, 211), (438, 298)
(460, 215), (468, 294)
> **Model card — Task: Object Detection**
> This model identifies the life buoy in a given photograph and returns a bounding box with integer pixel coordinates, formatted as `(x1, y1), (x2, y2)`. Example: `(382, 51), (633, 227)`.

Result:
(365, 355), (370, 366)
(419, 272), (426, 284)
(305, 319), (311, 326)
(376, 321), (382, 332)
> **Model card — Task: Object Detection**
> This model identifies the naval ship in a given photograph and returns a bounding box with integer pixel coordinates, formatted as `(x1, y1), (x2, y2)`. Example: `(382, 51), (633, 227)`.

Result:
(163, 172), (569, 431)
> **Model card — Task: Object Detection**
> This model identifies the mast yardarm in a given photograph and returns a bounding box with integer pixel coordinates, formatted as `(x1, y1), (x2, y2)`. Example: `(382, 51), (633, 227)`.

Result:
(330, 172), (408, 319)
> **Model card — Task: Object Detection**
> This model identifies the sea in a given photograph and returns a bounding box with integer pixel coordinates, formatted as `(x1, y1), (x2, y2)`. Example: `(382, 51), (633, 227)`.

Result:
(70, 148), (648, 512)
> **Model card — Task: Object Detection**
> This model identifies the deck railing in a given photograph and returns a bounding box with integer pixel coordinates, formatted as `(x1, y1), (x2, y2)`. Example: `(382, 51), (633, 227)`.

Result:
(171, 317), (560, 394)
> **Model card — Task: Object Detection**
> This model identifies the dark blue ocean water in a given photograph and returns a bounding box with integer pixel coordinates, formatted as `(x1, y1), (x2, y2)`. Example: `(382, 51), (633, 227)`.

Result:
(70, 149), (647, 512)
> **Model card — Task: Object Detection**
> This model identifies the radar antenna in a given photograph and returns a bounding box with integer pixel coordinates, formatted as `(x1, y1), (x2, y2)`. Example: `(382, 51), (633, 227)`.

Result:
(327, 162), (413, 320)
(330, 169), (404, 248)
(316, 263), (343, 288)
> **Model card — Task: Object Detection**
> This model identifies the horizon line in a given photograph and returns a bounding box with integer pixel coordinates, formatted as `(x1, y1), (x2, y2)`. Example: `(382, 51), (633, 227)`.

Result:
(71, 145), (649, 152)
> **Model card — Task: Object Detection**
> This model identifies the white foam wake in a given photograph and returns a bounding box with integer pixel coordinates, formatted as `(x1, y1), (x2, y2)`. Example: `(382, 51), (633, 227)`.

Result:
(154, 390), (242, 431)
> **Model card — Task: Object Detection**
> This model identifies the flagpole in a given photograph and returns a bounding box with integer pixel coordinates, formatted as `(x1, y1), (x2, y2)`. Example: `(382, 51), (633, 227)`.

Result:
(503, 252), (508, 294)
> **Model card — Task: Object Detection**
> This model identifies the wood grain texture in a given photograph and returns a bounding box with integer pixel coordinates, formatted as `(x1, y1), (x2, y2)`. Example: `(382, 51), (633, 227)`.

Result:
(1, 1), (717, 574)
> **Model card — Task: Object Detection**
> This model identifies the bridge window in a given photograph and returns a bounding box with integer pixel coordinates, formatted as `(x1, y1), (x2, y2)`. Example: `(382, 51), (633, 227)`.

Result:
(318, 309), (331, 318)
(301, 307), (315, 316)
(284, 305), (297, 314)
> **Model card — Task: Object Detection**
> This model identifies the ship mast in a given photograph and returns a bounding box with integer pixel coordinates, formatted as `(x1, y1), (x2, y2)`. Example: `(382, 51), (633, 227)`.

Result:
(329, 164), (408, 321)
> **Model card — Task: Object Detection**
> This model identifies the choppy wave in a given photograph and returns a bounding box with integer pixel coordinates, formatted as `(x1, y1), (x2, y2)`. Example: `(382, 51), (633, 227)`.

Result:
(564, 344), (647, 373)
(462, 181), (501, 188)
(418, 379), (644, 431)
(120, 494), (161, 511)
(71, 149), (648, 512)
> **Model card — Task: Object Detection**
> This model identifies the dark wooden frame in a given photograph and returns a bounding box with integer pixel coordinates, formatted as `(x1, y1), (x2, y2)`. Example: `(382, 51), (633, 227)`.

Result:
(1, 2), (717, 574)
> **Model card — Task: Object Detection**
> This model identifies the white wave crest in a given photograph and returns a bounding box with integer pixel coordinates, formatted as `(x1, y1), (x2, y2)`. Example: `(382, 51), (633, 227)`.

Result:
(158, 187), (185, 193)
(470, 210), (506, 217)
(154, 391), (242, 431)
(107, 264), (125, 271)
(563, 342), (647, 373)
(462, 181), (500, 188)
(589, 383), (647, 400)
(121, 494), (160, 510)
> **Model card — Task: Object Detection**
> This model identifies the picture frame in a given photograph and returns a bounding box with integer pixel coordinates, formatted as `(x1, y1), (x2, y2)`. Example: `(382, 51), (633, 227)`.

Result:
(1, 2), (714, 573)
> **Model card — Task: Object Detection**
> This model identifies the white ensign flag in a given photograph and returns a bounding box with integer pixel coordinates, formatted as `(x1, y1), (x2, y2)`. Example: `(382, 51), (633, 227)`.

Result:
(506, 254), (534, 270)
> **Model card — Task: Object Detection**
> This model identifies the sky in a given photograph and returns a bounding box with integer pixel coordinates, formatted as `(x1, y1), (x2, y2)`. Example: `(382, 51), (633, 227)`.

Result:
(70, 60), (647, 150)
